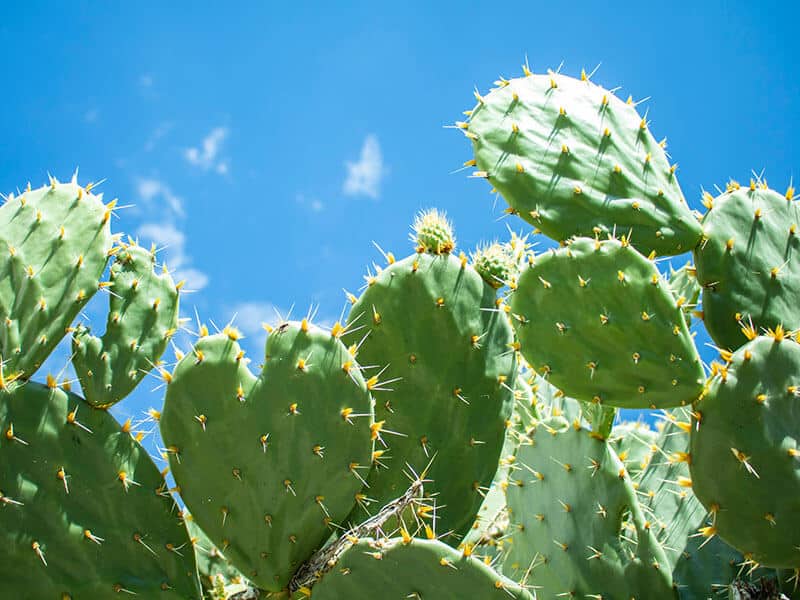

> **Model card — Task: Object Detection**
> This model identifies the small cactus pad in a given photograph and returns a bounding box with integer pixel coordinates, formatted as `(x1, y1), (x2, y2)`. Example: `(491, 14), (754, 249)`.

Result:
(511, 237), (704, 408)
(308, 537), (533, 599)
(668, 261), (701, 328)
(412, 209), (455, 254)
(160, 323), (374, 591)
(0, 382), (200, 598)
(694, 183), (800, 350)
(690, 335), (800, 568)
(503, 418), (673, 599)
(72, 243), (179, 408)
(0, 180), (113, 379)
(463, 70), (702, 256)
(346, 250), (516, 543)
(608, 420), (657, 478)
(186, 516), (245, 594)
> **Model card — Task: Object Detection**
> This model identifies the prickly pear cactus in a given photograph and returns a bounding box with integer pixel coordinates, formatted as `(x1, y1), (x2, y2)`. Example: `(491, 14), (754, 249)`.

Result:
(690, 334), (800, 568)
(668, 261), (701, 328)
(694, 182), (800, 350)
(344, 210), (517, 543)
(503, 416), (674, 599)
(160, 322), (374, 592)
(71, 242), (179, 408)
(0, 382), (200, 598)
(186, 516), (245, 596)
(308, 537), (533, 599)
(511, 237), (704, 408)
(0, 178), (113, 379)
(461, 68), (702, 256)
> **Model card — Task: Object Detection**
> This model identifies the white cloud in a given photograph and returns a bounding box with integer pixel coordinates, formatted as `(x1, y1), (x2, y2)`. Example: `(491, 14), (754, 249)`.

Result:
(136, 222), (208, 291)
(343, 134), (386, 199)
(136, 177), (184, 218)
(185, 127), (229, 172)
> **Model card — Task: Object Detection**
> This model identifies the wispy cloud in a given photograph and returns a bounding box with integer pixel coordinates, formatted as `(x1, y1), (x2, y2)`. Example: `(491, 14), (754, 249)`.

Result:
(136, 222), (209, 291)
(296, 193), (324, 213)
(144, 122), (173, 152)
(343, 134), (386, 199)
(185, 127), (229, 174)
(136, 177), (184, 217)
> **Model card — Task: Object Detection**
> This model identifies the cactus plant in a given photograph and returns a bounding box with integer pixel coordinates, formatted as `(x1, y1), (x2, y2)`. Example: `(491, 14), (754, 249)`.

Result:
(342, 210), (517, 544)
(694, 182), (800, 350)
(0, 178), (114, 380)
(71, 242), (179, 408)
(510, 237), (705, 409)
(461, 68), (702, 256)
(160, 322), (375, 592)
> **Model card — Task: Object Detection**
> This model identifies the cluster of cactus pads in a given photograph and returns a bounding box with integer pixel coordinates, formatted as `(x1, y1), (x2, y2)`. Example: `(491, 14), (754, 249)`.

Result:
(1, 64), (798, 599)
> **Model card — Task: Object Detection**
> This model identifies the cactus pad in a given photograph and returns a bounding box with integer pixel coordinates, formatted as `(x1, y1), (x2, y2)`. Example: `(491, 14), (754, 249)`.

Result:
(309, 537), (533, 599)
(511, 237), (704, 408)
(72, 243), (179, 408)
(160, 323), (374, 591)
(0, 382), (200, 598)
(345, 250), (516, 543)
(690, 335), (800, 568)
(503, 417), (673, 599)
(0, 180), (113, 379)
(694, 183), (800, 350)
(463, 70), (702, 256)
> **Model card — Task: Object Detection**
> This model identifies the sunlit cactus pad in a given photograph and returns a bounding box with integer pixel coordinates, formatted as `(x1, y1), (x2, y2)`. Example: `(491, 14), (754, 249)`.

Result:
(0, 179), (113, 379)
(694, 182), (800, 350)
(690, 334), (800, 568)
(0, 382), (200, 599)
(511, 237), (704, 408)
(160, 323), (374, 591)
(72, 243), (179, 408)
(462, 69), (702, 256)
(308, 537), (533, 599)
(346, 245), (516, 543)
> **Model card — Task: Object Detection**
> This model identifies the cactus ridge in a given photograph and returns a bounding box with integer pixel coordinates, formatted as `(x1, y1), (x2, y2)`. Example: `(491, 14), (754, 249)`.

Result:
(71, 243), (179, 408)
(690, 335), (800, 568)
(0, 180), (113, 380)
(309, 536), (533, 599)
(0, 382), (200, 598)
(160, 323), (375, 591)
(345, 248), (517, 544)
(511, 237), (704, 408)
(694, 183), (800, 350)
(463, 69), (702, 256)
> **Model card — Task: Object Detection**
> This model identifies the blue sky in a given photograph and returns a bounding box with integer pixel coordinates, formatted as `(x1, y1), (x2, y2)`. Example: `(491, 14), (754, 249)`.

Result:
(1, 2), (798, 436)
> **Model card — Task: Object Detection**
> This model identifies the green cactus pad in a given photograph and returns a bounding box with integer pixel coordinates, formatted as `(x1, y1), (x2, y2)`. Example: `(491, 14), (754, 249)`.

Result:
(511, 237), (704, 408)
(503, 417), (673, 599)
(668, 261), (701, 328)
(160, 323), (374, 592)
(186, 516), (246, 595)
(608, 420), (657, 479)
(0, 180), (113, 379)
(463, 70), (702, 256)
(0, 382), (200, 598)
(72, 243), (179, 408)
(345, 251), (516, 543)
(309, 537), (533, 599)
(694, 183), (800, 350)
(690, 335), (800, 568)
